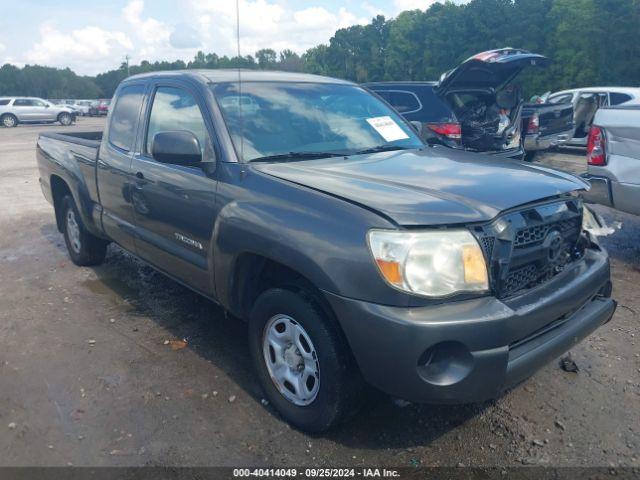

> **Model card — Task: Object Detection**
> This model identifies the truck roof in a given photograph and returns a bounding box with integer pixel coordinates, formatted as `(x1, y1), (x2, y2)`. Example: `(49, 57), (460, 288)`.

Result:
(126, 69), (353, 85)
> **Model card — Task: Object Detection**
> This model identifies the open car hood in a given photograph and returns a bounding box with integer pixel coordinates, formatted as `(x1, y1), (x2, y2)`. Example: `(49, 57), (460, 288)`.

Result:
(437, 48), (550, 95)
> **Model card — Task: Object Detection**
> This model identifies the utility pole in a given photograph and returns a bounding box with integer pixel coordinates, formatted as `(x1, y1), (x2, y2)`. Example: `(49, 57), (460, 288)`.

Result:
(124, 55), (131, 77)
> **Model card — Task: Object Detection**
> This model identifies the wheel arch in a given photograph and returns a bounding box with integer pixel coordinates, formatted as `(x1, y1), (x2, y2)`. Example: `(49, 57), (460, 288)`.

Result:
(229, 252), (338, 324)
(50, 174), (73, 232)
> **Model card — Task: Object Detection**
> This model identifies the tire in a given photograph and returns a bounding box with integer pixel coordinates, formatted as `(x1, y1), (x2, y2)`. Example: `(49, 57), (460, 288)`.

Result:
(524, 150), (537, 162)
(58, 112), (73, 126)
(1, 114), (18, 128)
(249, 288), (363, 432)
(61, 195), (108, 266)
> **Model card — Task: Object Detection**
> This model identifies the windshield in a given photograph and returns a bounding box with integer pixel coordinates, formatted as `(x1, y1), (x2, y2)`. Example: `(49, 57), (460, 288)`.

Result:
(213, 82), (423, 162)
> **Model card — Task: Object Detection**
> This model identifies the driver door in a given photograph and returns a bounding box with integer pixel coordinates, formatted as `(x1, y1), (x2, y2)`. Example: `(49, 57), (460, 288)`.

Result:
(131, 82), (219, 296)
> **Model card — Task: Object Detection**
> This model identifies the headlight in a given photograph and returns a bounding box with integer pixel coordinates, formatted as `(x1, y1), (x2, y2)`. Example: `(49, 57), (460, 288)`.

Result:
(367, 229), (489, 297)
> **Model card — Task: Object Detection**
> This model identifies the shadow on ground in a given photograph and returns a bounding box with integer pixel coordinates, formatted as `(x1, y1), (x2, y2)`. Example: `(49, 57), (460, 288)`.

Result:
(39, 221), (488, 449)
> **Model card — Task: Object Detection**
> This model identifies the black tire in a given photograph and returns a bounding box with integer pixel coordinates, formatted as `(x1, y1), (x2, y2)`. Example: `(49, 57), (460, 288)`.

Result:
(58, 112), (73, 126)
(1, 114), (18, 128)
(61, 195), (108, 266)
(524, 150), (537, 162)
(248, 288), (363, 432)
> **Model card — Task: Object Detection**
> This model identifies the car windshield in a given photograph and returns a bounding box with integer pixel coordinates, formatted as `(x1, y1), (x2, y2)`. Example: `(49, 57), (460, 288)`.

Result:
(212, 82), (424, 162)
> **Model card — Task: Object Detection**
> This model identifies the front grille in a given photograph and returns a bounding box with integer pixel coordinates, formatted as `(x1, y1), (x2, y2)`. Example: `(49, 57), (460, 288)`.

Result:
(514, 217), (581, 248)
(474, 198), (585, 299)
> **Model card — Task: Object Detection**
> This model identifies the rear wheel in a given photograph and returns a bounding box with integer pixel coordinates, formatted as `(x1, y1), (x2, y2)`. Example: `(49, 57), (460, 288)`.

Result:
(1, 114), (18, 128)
(249, 288), (363, 432)
(61, 195), (108, 266)
(524, 151), (537, 162)
(58, 112), (73, 126)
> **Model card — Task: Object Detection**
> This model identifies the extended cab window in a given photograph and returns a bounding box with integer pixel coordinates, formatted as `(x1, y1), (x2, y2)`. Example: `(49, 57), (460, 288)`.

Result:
(108, 85), (144, 151)
(146, 86), (210, 156)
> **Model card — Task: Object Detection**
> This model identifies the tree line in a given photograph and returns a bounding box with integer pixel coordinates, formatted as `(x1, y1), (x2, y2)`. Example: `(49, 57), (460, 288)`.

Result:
(1, 0), (638, 100)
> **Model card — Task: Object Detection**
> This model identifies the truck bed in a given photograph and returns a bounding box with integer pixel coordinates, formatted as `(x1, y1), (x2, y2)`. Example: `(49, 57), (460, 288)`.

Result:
(39, 131), (103, 148)
(522, 103), (574, 138)
(37, 131), (104, 225)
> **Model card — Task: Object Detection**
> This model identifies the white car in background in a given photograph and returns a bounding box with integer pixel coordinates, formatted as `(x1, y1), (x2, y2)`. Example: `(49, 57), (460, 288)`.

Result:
(68, 100), (94, 116)
(543, 87), (640, 147)
(0, 97), (77, 127)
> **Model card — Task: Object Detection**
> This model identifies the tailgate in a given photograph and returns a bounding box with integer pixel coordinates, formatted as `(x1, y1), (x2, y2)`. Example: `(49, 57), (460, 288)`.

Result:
(538, 104), (574, 136)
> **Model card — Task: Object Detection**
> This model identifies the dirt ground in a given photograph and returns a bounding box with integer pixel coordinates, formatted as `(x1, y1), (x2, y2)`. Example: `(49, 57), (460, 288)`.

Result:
(0, 119), (638, 467)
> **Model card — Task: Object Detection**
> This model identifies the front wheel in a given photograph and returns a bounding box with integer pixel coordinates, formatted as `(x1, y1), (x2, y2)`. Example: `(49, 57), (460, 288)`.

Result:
(61, 195), (108, 266)
(524, 150), (537, 162)
(249, 288), (363, 432)
(58, 112), (73, 126)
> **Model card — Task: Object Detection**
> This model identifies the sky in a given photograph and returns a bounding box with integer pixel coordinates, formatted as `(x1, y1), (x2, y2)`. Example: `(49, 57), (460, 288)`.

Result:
(0, 0), (466, 76)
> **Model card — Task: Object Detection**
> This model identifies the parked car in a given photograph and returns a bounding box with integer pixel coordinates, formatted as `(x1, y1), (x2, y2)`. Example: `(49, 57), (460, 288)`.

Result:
(0, 97), (76, 127)
(73, 100), (94, 116)
(37, 70), (615, 432)
(543, 87), (640, 147)
(365, 48), (555, 160)
(581, 105), (640, 216)
(88, 99), (110, 116)
(521, 101), (575, 161)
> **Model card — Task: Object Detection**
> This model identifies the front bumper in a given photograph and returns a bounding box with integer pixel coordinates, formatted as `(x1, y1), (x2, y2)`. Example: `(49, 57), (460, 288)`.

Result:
(324, 248), (615, 403)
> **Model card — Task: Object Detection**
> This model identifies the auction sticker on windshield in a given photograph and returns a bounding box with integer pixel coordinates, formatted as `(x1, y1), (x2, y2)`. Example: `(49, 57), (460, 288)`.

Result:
(366, 116), (410, 142)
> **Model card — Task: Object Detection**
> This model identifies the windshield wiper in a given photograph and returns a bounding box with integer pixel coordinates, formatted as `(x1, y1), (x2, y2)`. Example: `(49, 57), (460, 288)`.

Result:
(351, 145), (413, 155)
(249, 151), (346, 162)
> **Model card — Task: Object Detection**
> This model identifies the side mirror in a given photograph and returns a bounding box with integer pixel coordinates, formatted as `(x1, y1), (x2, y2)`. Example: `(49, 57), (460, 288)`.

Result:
(152, 131), (202, 166)
(410, 121), (423, 135)
(45, 104), (50, 108)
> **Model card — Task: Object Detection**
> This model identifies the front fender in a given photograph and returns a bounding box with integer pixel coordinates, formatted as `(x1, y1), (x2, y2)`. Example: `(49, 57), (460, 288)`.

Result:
(211, 175), (414, 310)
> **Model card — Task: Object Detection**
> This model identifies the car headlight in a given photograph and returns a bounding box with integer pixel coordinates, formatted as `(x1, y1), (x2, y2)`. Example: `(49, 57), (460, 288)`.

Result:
(367, 229), (489, 297)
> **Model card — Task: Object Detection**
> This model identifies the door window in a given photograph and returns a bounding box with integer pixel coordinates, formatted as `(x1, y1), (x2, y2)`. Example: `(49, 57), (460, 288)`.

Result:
(376, 90), (422, 113)
(108, 84), (145, 152)
(609, 92), (632, 105)
(13, 99), (35, 107)
(548, 94), (573, 104)
(146, 86), (210, 158)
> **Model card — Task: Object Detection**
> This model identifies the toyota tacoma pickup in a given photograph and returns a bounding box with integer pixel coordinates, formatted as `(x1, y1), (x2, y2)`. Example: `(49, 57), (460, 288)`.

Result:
(37, 70), (616, 432)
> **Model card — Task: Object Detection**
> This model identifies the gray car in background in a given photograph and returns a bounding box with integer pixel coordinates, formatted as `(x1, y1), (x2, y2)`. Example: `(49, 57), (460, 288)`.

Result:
(0, 97), (76, 127)
(582, 105), (640, 216)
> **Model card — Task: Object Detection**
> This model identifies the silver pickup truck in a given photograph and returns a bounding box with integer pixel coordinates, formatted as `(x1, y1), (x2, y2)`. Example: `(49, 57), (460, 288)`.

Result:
(582, 105), (640, 216)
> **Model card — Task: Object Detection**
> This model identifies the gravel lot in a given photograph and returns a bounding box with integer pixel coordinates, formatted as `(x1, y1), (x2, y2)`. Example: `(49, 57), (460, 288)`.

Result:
(0, 119), (638, 467)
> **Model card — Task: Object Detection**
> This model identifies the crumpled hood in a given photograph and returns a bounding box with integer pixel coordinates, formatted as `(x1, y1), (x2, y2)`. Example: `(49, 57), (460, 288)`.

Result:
(252, 147), (588, 226)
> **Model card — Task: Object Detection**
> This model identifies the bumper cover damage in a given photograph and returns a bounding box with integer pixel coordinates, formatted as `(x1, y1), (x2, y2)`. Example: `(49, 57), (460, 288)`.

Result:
(325, 248), (615, 403)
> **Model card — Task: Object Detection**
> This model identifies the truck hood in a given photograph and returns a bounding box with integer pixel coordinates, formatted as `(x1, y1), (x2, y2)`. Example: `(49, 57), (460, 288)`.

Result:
(252, 147), (588, 226)
(437, 48), (550, 95)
